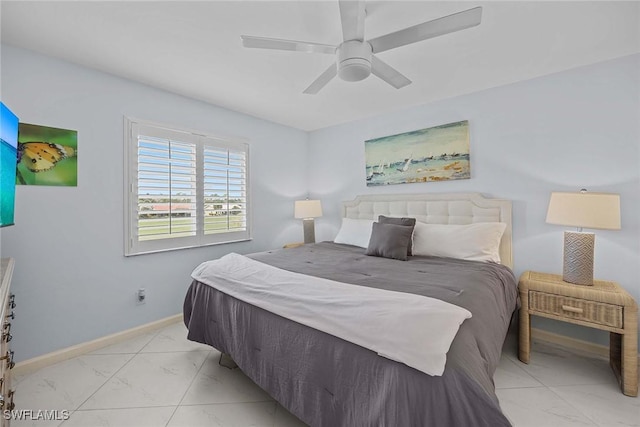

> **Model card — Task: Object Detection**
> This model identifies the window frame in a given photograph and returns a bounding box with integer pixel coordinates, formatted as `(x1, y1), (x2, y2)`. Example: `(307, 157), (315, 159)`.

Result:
(124, 117), (251, 256)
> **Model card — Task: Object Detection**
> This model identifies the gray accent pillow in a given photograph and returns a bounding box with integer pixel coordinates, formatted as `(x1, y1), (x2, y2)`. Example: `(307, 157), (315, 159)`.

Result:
(365, 222), (413, 261)
(378, 215), (416, 256)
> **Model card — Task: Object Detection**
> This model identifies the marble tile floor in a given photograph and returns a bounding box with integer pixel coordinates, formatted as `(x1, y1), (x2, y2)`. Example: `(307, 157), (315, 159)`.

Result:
(12, 321), (639, 427)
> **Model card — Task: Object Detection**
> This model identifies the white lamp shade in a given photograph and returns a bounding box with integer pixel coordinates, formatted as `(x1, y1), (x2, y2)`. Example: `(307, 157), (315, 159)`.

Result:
(546, 192), (621, 230)
(294, 200), (323, 219)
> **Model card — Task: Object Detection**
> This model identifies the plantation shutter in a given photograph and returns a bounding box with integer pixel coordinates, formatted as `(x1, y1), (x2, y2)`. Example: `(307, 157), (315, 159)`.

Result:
(137, 135), (197, 241)
(203, 145), (248, 235)
(125, 119), (251, 256)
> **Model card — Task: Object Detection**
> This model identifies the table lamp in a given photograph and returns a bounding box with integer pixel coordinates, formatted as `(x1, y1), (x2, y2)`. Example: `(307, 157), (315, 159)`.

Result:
(545, 190), (620, 286)
(294, 199), (323, 244)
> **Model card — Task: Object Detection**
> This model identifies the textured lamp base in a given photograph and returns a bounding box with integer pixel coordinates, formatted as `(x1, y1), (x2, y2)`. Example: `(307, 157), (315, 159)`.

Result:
(562, 231), (595, 286)
(302, 219), (316, 244)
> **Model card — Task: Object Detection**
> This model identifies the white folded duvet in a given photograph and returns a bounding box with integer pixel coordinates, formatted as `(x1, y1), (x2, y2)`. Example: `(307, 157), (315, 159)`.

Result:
(191, 253), (471, 376)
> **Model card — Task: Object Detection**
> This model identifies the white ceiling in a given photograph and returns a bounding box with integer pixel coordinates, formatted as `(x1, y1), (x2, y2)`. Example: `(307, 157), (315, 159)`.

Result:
(1, 1), (639, 131)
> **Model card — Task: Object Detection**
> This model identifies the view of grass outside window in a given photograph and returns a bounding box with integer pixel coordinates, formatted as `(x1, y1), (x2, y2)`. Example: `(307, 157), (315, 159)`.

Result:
(125, 118), (250, 255)
(137, 196), (246, 240)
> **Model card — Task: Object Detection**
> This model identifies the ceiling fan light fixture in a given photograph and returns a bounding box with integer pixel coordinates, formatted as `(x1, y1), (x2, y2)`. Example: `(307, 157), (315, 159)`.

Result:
(339, 58), (371, 81)
(337, 40), (372, 82)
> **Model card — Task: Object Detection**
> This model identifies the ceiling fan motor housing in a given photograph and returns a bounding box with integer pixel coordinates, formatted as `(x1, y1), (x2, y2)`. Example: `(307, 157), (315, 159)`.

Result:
(337, 40), (372, 82)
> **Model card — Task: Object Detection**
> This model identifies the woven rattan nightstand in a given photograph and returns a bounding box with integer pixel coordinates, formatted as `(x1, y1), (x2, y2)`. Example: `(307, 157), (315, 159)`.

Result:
(518, 271), (638, 397)
(283, 242), (305, 249)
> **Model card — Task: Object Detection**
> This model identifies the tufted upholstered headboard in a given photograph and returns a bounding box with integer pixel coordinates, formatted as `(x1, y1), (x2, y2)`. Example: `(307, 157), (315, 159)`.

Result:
(342, 193), (513, 269)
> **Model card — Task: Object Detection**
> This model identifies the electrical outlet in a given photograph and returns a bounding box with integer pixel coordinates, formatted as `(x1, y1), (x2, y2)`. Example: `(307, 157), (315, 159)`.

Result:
(136, 288), (146, 305)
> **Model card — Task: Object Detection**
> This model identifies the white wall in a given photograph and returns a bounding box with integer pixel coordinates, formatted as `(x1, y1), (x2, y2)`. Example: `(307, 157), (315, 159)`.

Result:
(308, 54), (640, 346)
(0, 45), (309, 362)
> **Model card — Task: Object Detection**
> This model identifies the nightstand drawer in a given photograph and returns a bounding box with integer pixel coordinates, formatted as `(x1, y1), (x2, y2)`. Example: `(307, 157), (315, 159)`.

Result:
(529, 291), (623, 328)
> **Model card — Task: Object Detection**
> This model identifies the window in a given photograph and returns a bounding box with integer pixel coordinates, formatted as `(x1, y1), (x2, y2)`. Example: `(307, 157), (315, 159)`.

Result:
(124, 118), (250, 256)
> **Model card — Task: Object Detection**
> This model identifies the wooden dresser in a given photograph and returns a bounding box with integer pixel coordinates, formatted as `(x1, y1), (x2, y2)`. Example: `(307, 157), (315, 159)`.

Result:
(0, 258), (15, 423)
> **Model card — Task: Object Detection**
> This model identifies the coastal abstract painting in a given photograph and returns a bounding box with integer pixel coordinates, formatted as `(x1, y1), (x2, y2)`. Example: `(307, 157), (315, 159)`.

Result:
(16, 123), (78, 186)
(365, 120), (470, 186)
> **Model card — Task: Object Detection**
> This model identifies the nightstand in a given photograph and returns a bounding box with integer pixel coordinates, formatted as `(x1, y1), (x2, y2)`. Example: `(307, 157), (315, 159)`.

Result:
(518, 271), (638, 397)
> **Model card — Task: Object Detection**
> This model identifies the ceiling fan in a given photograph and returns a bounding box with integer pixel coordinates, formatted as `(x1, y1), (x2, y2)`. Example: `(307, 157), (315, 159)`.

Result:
(240, 1), (482, 94)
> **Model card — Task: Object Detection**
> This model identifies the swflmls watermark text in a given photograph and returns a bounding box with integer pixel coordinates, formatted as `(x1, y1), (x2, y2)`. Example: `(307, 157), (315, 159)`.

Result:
(3, 409), (70, 421)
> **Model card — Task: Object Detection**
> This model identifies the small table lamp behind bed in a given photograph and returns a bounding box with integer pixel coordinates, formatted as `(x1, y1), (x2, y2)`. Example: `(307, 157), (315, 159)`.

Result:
(295, 199), (323, 244)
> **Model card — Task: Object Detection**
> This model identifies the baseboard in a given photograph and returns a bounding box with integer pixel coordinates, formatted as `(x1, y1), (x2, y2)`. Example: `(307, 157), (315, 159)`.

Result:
(13, 313), (182, 376)
(531, 327), (640, 366)
(531, 327), (609, 358)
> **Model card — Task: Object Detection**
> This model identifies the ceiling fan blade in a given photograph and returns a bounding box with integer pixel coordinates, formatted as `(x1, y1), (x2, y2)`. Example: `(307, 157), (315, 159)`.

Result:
(303, 63), (337, 94)
(241, 35), (336, 55)
(368, 6), (482, 54)
(371, 56), (411, 89)
(339, 0), (366, 41)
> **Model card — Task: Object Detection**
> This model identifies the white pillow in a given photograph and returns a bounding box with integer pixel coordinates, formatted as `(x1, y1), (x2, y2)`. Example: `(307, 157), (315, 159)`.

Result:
(334, 218), (375, 249)
(412, 222), (506, 263)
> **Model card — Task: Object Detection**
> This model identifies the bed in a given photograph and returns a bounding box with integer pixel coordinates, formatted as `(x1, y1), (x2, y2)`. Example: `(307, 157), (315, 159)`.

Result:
(183, 193), (518, 426)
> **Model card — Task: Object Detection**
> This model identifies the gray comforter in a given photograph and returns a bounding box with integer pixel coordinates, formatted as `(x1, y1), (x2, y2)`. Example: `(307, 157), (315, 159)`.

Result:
(183, 242), (518, 426)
